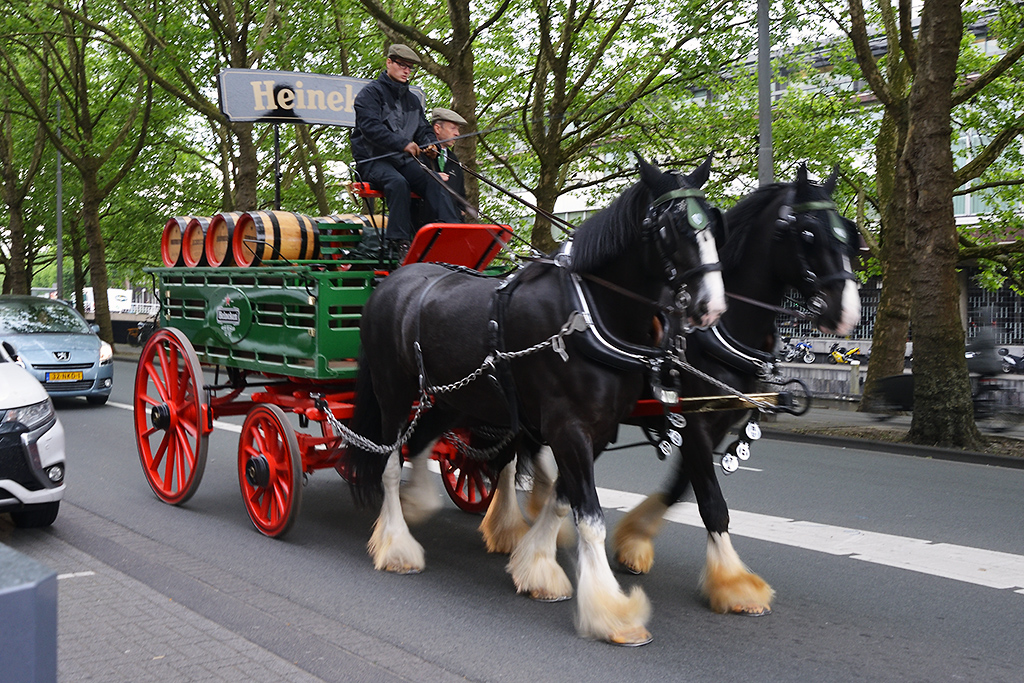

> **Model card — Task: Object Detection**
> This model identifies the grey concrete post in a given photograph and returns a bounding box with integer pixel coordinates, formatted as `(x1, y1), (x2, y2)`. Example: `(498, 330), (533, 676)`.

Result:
(0, 543), (57, 682)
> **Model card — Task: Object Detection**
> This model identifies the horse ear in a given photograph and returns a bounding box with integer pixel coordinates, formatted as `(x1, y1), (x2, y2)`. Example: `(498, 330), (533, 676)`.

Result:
(824, 165), (840, 195)
(686, 153), (713, 188)
(634, 153), (662, 186)
(796, 162), (809, 185)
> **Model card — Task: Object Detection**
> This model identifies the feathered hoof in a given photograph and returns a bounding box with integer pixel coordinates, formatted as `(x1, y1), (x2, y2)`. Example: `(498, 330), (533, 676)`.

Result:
(368, 526), (425, 575)
(509, 554), (573, 602)
(611, 494), (667, 574)
(703, 569), (774, 616)
(577, 585), (652, 646)
(614, 535), (655, 575)
(480, 514), (530, 555)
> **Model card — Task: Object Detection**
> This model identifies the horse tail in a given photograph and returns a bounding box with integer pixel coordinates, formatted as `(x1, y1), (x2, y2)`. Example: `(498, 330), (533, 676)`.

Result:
(345, 349), (387, 508)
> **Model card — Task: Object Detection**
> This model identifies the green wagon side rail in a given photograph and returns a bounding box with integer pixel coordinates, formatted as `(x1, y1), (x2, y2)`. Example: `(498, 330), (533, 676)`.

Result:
(147, 265), (373, 380)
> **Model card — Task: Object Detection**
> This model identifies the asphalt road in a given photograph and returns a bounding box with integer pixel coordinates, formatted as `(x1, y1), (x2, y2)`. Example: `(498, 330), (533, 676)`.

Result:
(12, 359), (1024, 681)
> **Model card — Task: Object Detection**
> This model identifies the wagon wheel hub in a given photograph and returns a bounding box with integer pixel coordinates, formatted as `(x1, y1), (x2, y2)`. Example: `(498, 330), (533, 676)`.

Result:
(245, 455), (270, 489)
(150, 404), (171, 430)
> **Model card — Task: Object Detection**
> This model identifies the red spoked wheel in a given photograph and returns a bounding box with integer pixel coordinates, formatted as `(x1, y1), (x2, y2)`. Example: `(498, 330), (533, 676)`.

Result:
(435, 431), (497, 514)
(134, 328), (209, 505)
(238, 404), (303, 537)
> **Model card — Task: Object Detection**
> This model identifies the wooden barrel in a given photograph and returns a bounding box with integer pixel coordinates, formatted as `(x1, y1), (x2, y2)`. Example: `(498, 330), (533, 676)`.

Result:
(160, 217), (193, 267)
(205, 212), (243, 267)
(180, 216), (212, 267)
(231, 211), (321, 267)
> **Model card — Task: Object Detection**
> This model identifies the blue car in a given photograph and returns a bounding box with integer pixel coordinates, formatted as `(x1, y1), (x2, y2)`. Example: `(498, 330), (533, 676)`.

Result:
(0, 295), (114, 405)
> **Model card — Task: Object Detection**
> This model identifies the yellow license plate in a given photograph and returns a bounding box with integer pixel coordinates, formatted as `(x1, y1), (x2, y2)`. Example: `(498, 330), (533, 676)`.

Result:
(46, 371), (83, 382)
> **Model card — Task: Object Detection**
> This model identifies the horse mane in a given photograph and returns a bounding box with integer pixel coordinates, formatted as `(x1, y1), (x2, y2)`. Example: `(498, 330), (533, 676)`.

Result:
(567, 180), (650, 274)
(720, 182), (789, 271)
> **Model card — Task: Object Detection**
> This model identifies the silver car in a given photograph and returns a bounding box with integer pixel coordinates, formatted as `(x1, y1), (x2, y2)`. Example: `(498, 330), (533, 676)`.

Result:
(0, 295), (114, 405)
(0, 341), (66, 527)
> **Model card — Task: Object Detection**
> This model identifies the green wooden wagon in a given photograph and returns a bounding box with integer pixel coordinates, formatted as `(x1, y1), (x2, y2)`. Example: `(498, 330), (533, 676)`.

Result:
(133, 221), (515, 537)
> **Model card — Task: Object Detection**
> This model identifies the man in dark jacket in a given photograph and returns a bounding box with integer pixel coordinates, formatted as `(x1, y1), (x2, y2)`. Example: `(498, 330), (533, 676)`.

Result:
(351, 44), (459, 254)
(426, 107), (466, 201)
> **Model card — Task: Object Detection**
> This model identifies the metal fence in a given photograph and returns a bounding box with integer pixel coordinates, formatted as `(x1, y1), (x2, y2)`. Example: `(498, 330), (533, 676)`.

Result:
(775, 276), (1024, 347)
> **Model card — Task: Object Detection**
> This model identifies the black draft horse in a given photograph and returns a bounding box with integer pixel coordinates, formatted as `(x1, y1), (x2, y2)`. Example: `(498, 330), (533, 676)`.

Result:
(347, 156), (727, 645)
(606, 164), (862, 615)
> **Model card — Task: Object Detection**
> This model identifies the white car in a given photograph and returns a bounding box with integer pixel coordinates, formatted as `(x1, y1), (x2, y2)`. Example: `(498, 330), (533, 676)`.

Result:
(0, 341), (66, 527)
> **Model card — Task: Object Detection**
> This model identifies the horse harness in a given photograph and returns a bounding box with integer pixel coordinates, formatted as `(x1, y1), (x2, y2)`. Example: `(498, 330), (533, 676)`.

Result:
(385, 186), (810, 460)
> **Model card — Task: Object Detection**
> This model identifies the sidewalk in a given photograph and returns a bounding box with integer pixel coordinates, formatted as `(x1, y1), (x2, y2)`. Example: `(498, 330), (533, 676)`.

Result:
(2, 514), (324, 683)
(761, 399), (1024, 466)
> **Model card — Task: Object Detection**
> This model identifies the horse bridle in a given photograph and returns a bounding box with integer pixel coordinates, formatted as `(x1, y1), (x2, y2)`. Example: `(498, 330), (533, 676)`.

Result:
(777, 195), (857, 317)
(642, 183), (723, 297)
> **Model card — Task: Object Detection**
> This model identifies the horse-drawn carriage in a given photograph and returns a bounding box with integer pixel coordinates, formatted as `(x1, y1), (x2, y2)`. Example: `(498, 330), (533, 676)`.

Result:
(135, 218), (517, 536)
(134, 158), (859, 645)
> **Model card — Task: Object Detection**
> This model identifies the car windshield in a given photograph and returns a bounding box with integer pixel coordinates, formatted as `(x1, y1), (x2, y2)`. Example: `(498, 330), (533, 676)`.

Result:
(0, 300), (91, 335)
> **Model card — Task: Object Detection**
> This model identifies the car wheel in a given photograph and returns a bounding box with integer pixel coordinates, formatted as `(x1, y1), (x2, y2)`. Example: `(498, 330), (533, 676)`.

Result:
(11, 502), (60, 528)
(87, 394), (109, 405)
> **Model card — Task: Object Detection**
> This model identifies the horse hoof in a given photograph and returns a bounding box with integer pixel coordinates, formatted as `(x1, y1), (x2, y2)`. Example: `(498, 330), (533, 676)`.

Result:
(530, 590), (572, 603)
(387, 565), (423, 575)
(731, 604), (771, 617)
(609, 628), (653, 647)
(617, 560), (644, 576)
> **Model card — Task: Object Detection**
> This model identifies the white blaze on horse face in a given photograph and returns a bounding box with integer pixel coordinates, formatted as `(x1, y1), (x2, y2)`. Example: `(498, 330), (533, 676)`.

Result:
(833, 255), (861, 336)
(695, 229), (727, 328)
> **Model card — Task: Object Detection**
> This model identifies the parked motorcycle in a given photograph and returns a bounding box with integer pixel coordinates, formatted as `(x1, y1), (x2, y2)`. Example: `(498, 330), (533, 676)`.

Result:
(780, 337), (816, 364)
(998, 347), (1024, 374)
(827, 342), (866, 364)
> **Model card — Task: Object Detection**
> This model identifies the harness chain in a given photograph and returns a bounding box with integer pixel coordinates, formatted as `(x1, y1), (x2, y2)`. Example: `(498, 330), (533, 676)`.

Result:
(317, 311), (589, 455)
(669, 355), (779, 412)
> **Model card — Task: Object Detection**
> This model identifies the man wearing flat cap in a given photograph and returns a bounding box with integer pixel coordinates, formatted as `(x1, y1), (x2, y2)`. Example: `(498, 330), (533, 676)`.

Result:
(351, 44), (459, 257)
(426, 108), (467, 201)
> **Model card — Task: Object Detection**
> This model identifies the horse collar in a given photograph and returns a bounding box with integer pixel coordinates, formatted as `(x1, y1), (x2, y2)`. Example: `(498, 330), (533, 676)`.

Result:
(690, 325), (776, 379)
(562, 270), (674, 374)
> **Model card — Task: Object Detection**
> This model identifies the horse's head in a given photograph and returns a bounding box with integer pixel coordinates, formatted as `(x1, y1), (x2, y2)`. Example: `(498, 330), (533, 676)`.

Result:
(636, 154), (727, 329)
(777, 164), (861, 336)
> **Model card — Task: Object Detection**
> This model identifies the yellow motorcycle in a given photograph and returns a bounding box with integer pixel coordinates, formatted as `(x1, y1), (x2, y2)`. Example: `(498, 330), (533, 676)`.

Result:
(827, 342), (864, 364)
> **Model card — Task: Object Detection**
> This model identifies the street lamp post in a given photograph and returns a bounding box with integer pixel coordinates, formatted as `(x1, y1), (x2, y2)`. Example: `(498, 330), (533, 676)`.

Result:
(757, 0), (773, 186)
(56, 100), (63, 299)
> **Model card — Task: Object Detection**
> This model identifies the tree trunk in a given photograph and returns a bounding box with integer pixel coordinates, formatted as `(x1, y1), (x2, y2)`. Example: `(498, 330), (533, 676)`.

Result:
(232, 122), (258, 211)
(450, 58), (479, 213)
(900, 0), (980, 448)
(3, 205), (29, 294)
(861, 109), (911, 409)
(531, 163), (560, 253)
(81, 169), (115, 348)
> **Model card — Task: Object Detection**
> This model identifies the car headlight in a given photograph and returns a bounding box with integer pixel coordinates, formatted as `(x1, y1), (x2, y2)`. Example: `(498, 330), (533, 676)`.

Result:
(1, 398), (55, 431)
(100, 340), (113, 365)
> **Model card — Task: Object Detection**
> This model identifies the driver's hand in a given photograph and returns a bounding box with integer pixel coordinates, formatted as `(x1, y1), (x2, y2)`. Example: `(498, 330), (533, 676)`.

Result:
(423, 144), (439, 159)
(403, 141), (420, 157)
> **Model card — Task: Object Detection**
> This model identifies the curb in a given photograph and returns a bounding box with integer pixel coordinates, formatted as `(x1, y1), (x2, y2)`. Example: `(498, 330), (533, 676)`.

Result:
(761, 427), (1024, 470)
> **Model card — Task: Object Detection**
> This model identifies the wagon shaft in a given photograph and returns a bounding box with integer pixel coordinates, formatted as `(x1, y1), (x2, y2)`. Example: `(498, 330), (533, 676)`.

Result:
(673, 392), (789, 412)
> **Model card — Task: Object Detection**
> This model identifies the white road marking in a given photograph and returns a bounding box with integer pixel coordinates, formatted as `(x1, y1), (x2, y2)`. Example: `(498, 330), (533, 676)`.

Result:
(110, 401), (241, 433)
(598, 487), (1024, 593)
(57, 571), (96, 580)
(110, 400), (1024, 593)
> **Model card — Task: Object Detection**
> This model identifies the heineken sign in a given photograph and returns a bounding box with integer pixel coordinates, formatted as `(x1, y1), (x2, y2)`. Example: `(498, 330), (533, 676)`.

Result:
(217, 69), (424, 127)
